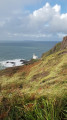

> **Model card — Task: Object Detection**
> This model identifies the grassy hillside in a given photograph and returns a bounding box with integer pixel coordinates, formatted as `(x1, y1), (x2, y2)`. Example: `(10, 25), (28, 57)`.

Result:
(0, 38), (67, 120)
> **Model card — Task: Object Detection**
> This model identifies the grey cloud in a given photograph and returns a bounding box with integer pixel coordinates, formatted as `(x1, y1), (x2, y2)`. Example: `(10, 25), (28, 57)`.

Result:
(0, 2), (67, 41)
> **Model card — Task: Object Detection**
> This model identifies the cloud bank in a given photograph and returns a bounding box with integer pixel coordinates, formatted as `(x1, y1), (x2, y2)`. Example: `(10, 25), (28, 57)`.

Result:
(0, 1), (67, 41)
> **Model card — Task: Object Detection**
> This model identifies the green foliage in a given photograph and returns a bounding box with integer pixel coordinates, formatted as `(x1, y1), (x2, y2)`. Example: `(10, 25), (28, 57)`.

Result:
(0, 95), (67, 120)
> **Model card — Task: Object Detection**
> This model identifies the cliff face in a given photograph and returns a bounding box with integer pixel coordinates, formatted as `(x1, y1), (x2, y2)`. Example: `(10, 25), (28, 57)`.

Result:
(61, 36), (67, 49)
(42, 36), (67, 58)
(52, 36), (67, 52)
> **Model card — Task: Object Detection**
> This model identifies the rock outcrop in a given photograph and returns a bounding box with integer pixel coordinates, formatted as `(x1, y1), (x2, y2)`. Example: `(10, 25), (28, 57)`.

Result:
(61, 36), (67, 49)
(42, 36), (67, 58)
(52, 36), (67, 52)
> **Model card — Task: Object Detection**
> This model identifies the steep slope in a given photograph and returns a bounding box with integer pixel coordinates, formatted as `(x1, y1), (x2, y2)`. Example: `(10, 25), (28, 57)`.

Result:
(42, 36), (67, 58)
(0, 37), (67, 120)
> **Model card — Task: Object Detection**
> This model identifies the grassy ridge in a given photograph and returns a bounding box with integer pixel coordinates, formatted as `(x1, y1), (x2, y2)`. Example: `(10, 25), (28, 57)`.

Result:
(0, 41), (67, 119)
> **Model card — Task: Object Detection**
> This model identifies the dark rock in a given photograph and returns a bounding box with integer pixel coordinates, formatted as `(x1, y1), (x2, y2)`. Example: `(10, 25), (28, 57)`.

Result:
(61, 36), (67, 49)
(20, 60), (30, 65)
(6, 62), (9, 63)
(20, 59), (25, 62)
(23, 61), (29, 64)
(6, 61), (15, 65)
(10, 62), (15, 64)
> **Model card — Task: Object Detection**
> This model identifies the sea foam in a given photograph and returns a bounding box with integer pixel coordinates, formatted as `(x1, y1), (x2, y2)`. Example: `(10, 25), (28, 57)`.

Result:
(0, 59), (25, 69)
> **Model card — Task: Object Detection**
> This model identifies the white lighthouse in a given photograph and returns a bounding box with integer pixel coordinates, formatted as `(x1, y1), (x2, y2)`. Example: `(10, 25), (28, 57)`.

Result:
(33, 54), (38, 59)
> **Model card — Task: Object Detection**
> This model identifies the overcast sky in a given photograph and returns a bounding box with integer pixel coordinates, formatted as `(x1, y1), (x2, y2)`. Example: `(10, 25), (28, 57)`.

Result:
(0, 0), (67, 41)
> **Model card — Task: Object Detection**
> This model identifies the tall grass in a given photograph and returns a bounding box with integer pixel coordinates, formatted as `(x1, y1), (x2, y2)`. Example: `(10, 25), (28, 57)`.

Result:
(1, 96), (67, 120)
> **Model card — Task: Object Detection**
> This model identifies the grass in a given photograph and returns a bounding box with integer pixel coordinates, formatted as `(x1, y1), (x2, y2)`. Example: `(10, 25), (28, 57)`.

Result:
(0, 43), (67, 119)
(0, 95), (67, 120)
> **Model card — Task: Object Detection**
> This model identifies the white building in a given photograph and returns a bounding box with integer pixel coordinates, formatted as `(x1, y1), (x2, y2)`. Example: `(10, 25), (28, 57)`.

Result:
(33, 54), (38, 59)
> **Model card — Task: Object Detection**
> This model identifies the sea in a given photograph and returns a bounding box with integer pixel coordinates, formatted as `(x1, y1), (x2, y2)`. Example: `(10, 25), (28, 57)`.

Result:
(0, 41), (58, 70)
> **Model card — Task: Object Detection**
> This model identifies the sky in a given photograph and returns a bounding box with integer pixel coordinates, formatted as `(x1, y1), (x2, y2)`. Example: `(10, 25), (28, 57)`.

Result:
(0, 0), (67, 41)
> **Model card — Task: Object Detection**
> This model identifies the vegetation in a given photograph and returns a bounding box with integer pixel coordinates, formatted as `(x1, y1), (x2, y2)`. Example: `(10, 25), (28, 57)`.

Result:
(0, 39), (67, 120)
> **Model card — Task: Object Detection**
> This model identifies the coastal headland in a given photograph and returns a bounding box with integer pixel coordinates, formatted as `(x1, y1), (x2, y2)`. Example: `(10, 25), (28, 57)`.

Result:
(0, 37), (67, 120)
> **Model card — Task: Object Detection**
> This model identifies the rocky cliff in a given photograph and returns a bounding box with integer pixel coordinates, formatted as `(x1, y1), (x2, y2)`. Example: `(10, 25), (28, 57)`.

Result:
(61, 36), (67, 49)
(42, 36), (67, 58)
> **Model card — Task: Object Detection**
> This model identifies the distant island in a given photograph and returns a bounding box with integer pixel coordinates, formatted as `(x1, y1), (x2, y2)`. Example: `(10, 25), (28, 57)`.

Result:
(0, 37), (67, 120)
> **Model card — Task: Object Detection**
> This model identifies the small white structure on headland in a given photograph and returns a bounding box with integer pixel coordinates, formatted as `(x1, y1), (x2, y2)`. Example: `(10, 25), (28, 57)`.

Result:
(33, 54), (38, 59)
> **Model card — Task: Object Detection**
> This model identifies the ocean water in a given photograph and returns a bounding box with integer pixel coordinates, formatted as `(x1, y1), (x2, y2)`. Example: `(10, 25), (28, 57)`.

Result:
(0, 41), (58, 69)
